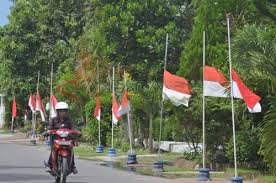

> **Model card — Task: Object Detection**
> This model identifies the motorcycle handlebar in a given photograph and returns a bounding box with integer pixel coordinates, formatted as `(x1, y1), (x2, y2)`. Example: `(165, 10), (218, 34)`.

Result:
(45, 129), (81, 137)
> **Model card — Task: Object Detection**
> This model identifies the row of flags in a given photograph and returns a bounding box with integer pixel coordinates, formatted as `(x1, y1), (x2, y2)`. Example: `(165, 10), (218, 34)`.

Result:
(93, 65), (261, 125)
(203, 66), (261, 112)
(17, 93), (58, 121)
(94, 90), (131, 125)
(163, 65), (261, 113)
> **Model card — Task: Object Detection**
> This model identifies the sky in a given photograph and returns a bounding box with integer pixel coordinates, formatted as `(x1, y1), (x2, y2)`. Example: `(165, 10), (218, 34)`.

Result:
(0, 0), (12, 26)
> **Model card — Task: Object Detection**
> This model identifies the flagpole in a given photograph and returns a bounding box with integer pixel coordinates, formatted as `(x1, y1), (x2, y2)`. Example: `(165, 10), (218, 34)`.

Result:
(202, 30), (206, 169)
(97, 59), (101, 147)
(227, 13), (238, 178)
(33, 71), (40, 141)
(112, 66), (115, 149)
(157, 33), (169, 161)
(124, 70), (133, 154)
(49, 64), (53, 121)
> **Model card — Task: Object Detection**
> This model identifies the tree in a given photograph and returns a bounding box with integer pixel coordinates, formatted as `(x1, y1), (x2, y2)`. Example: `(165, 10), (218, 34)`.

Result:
(178, 0), (261, 80)
(132, 81), (161, 151)
(90, 0), (193, 82)
(232, 24), (276, 173)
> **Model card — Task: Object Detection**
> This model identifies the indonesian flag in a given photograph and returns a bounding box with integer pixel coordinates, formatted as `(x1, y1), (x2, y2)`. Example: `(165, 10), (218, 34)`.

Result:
(232, 69), (261, 113)
(118, 90), (131, 115)
(203, 66), (229, 97)
(112, 92), (121, 125)
(162, 70), (191, 107)
(12, 96), (17, 118)
(36, 93), (46, 121)
(94, 94), (101, 121)
(50, 95), (58, 118)
(28, 95), (36, 113)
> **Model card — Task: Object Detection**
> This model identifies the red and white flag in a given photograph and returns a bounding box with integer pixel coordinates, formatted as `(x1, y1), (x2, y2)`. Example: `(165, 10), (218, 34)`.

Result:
(36, 93), (46, 121)
(118, 90), (131, 115)
(162, 70), (191, 107)
(12, 96), (17, 118)
(94, 94), (101, 121)
(232, 69), (261, 113)
(50, 95), (58, 118)
(28, 95), (36, 113)
(112, 93), (121, 125)
(203, 66), (229, 97)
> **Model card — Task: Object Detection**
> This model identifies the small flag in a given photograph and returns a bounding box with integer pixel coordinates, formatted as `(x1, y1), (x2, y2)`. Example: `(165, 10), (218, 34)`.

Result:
(12, 96), (17, 118)
(162, 70), (192, 107)
(94, 94), (101, 121)
(28, 95), (36, 113)
(50, 95), (58, 118)
(232, 69), (261, 113)
(118, 90), (131, 115)
(36, 93), (46, 121)
(203, 66), (229, 97)
(112, 93), (121, 125)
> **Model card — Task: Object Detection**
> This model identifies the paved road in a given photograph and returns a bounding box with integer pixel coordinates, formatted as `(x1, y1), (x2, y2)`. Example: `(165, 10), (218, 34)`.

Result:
(0, 141), (188, 183)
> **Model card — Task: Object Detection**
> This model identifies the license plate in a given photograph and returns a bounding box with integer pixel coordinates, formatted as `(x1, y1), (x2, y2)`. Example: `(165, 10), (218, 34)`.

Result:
(56, 140), (71, 145)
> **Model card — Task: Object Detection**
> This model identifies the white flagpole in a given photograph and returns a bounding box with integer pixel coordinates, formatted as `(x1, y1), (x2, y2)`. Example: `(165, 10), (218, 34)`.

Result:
(202, 30), (206, 169)
(158, 33), (169, 160)
(49, 64), (53, 121)
(112, 66), (115, 149)
(97, 59), (101, 146)
(124, 70), (133, 154)
(34, 71), (40, 140)
(227, 14), (238, 178)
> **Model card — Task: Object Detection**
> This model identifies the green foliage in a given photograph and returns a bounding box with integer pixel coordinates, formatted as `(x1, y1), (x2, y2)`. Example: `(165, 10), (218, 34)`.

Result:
(178, 0), (259, 80)
(82, 92), (111, 146)
(91, 0), (193, 81)
(226, 129), (265, 169)
(260, 97), (276, 175)
(183, 151), (202, 163)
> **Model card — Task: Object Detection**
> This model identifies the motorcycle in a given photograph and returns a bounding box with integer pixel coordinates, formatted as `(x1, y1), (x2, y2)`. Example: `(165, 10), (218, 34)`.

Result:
(44, 125), (81, 183)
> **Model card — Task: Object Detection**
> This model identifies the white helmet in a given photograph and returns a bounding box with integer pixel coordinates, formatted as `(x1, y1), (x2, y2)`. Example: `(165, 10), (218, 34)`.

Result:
(55, 102), (69, 110)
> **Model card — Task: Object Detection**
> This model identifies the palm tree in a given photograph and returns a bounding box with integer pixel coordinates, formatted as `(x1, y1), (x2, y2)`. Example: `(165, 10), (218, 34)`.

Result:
(232, 24), (276, 173)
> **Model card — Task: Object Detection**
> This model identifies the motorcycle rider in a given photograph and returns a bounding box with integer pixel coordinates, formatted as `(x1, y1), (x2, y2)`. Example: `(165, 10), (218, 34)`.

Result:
(45, 101), (78, 174)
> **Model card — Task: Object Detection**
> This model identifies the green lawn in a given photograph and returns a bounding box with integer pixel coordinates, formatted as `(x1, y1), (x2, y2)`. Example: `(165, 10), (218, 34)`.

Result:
(74, 144), (276, 181)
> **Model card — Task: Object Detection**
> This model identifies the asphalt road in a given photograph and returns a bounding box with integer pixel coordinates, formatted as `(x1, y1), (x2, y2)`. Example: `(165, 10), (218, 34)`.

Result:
(0, 141), (184, 183)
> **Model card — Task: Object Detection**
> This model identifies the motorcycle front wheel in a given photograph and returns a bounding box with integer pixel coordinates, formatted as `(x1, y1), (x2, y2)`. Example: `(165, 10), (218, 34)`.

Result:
(59, 156), (69, 183)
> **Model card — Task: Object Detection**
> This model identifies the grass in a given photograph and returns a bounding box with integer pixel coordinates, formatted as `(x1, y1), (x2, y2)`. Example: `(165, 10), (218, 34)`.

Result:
(226, 167), (260, 174)
(0, 129), (10, 134)
(74, 145), (107, 157)
(74, 143), (276, 181)
(264, 176), (276, 183)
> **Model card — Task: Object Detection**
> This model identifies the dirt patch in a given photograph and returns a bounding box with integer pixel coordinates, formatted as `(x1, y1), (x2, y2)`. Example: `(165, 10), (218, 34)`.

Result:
(175, 157), (196, 169)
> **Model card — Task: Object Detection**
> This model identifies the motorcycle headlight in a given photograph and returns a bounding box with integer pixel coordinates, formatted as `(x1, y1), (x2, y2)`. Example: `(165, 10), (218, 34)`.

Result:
(59, 131), (69, 137)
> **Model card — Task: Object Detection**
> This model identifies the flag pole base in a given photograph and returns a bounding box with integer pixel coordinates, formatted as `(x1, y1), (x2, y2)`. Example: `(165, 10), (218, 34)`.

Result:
(108, 148), (116, 157)
(96, 145), (104, 153)
(231, 176), (243, 183)
(197, 168), (211, 181)
(153, 161), (164, 172)
(127, 153), (137, 164)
